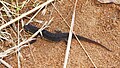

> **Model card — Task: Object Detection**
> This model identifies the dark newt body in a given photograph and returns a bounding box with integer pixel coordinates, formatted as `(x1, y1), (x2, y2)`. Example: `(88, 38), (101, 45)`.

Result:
(24, 24), (111, 51)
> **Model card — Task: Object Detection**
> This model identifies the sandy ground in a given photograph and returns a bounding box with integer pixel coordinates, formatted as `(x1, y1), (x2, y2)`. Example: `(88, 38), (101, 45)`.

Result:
(0, 0), (120, 68)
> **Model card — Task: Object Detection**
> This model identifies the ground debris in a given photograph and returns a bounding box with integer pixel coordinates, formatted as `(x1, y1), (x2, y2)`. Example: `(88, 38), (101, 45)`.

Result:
(98, 0), (120, 4)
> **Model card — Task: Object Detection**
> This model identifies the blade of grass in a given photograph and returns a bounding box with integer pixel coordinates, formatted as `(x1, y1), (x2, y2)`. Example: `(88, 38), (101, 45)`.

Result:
(15, 0), (21, 67)
(0, 59), (13, 68)
(0, 1), (17, 8)
(53, 1), (97, 67)
(63, 0), (77, 68)
(0, 17), (53, 57)
(0, 0), (54, 30)
(26, 4), (44, 25)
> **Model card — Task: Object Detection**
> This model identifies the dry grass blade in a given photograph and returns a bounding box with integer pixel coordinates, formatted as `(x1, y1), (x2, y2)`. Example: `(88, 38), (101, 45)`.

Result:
(53, 1), (98, 67)
(21, 0), (30, 9)
(29, 17), (53, 38)
(26, 16), (44, 24)
(0, 38), (34, 58)
(0, 0), (54, 30)
(0, 31), (13, 43)
(63, 0), (77, 68)
(26, 5), (44, 25)
(0, 16), (53, 58)
(0, 59), (13, 68)
(0, 1), (16, 8)
(24, 17), (53, 67)
(74, 35), (98, 68)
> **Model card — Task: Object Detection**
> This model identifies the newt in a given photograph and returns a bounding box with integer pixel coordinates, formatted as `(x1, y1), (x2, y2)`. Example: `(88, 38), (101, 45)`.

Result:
(24, 24), (111, 51)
